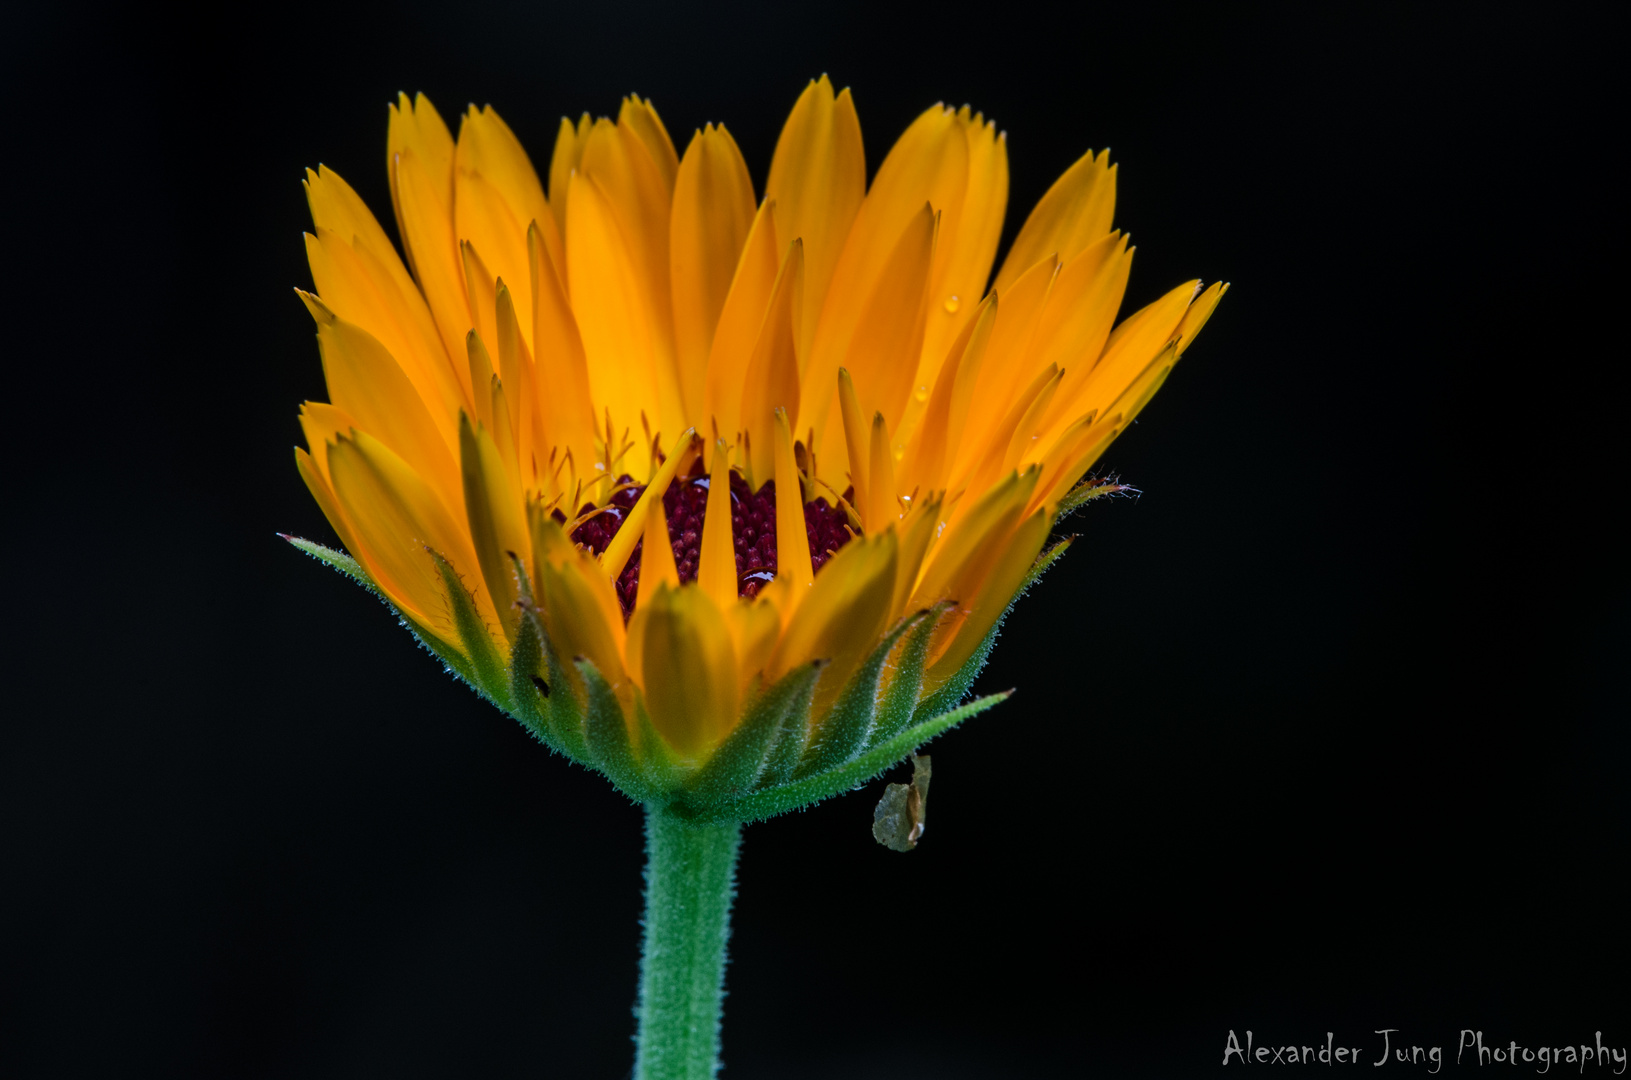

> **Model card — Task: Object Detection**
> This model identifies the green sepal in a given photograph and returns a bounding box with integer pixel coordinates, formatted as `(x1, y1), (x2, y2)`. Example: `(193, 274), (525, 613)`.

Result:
(756, 706), (806, 791)
(537, 621), (591, 761)
(1059, 477), (1133, 514)
(793, 610), (930, 781)
(913, 537), (1072, 725)
(674, 691), (1012, 825)
(579, 658), (661, 803)
(684, 661), (823, 806)
(868, 602), (950, 751)
(283, 534), (474, 685)
(633, 696), (686, 795)
(430, 549), (511, 710)
(505, 600), (556, 750)
(282, 535), (381, 598)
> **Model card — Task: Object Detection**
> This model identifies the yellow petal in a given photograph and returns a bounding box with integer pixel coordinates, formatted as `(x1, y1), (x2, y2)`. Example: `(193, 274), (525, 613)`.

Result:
(915, 110), (1008, 403)
(671, 123), (756, 420)
(1029, 232), (1132, 386)
(492, 281), (539, 486)
(601, 427), (697, 580)
(578, 115), (674, 338)
(618, 95), (680, 194)
(766, 531), (897, 680)
(897, 292), (996, 496)
(705, 200), (781, 451)
(955, 254), (1057, 472)
(531, 512), (627, 684)
(766, 530), (898, 717)
(305, 297), (461, 515)
(296, 399), (357, 483)
(740, 240), (803, 489)
(304, 166), (465, 422)
(460, 241), (500, 370)
(991, 148), (1116, 298)
(1174, 280), (1228, 357)
(459, 413), (528, 639)
(453, 106), (558, 349)
(836, 367), (869, 514)
(635, 494), (679, 611)
(465, 328), (496, 431)
(866, 410), (898, 532)
(628, 584), (738, 759)
(527, 223), (599, 473)
(1000, 366), (1065, 475)
(954, 363), (1058, 511)
(925, 507), (1050, 681)
(1044, 279), (1197, 442)
(697, 438), (737, 611)
(912, 467), (1037, 608)
(889, 491), (943, 623)
(294, 444), (364, 566)
(386, 92), (454, 283)
(329, 429), (494, 641)
(773, 408), (814, 591)
(803, 201), (937, 475)
(566, 171), (667, 442)
(815, 103), (965, 353)
(547, 112), (592, 244)
(765, 77), (866, 358)
(1028, 411), (1121, 517)
(724, 591), (782, 698)
(390, 117), (472, 389)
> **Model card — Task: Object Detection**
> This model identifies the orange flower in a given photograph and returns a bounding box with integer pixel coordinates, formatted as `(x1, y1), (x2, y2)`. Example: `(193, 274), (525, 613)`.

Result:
(288, 78), (1224, 818)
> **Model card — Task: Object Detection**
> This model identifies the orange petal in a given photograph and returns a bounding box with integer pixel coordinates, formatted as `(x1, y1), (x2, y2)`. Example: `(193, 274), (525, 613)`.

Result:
(697, 438), (738, 612)
(836, 366), (869, 516)
(897, 292), (996, 495)
(547, 112), (592, 244)
(740, 240), (804, 489)
(803, 201), (937, 474)
(329, 429), (495, 642)
(765, 76), (865, 358)
(765, 529), (898, 716)
(912, 467), (1038, 608)
(926, 508), (1051, 681)
(635, 494), (679, 611)
(628, 583), (738, 759)
(532, 514), (627, 684)
(915, 109), (1008, 405)
(527, 222), (599, 474)
(671, 123), (756, 419)
(459, 412), (528, 639)
(602, 427), (697, 580)
(566, 171), (668, 442)
(304, 297), (461, 515)
(866, 410), (898, 533)
(991, 147), (1116, 298)
(389, 106), (472, 389)
(773, 408), (814, 592)
(704, 199), (780, 449)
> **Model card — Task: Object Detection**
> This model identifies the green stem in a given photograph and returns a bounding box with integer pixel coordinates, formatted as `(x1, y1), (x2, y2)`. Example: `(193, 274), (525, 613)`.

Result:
(634, 805), (743, 1080)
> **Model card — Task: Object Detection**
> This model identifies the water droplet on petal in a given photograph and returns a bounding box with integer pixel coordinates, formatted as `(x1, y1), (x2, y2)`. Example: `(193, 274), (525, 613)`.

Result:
(913, 384), (929, 403)
(942, 295), (961, 314)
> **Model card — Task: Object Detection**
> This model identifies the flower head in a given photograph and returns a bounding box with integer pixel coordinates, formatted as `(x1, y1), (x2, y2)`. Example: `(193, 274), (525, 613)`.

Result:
(290, 78), (1224, 820)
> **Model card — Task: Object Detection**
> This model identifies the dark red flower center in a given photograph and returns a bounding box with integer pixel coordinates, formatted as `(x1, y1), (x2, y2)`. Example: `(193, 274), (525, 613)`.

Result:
(567, 463), (855, 618)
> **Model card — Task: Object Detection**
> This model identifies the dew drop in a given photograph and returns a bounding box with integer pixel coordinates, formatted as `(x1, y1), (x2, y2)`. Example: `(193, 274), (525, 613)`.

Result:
(913, 384), (929, 403)
(942, 294), (961, 314)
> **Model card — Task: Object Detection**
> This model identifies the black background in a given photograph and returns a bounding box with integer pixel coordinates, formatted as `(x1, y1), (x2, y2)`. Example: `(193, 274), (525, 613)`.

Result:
(3, 2), (1625, 1076)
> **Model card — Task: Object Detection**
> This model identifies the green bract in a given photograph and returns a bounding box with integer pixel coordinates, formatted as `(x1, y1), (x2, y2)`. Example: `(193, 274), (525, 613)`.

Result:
(284, 532), (1078, 823)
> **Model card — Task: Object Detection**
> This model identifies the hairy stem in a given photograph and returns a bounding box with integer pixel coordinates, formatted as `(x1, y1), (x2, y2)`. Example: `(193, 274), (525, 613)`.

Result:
(634, 806), (743, 1080)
